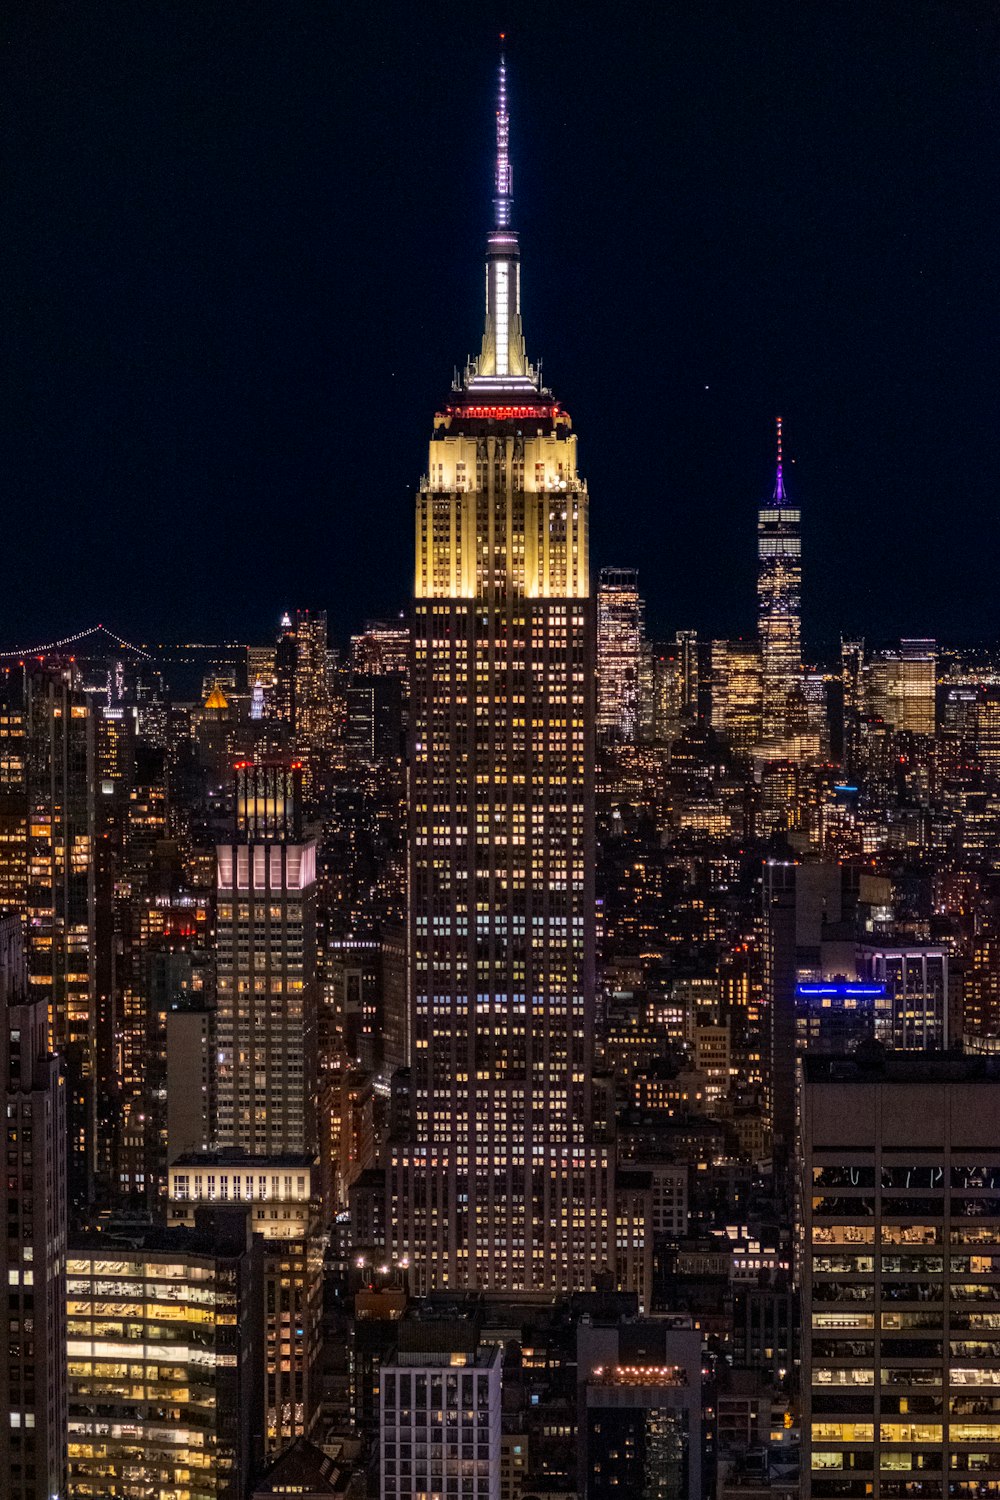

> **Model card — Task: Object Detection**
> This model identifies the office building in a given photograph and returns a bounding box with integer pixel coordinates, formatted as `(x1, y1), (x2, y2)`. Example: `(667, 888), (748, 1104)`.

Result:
(711, 639), (763, 759)
(758, 418), (803, 754)
(866, 640), (937, 736)
(763, 861), (844, 1146)
(858, 943), (950, 1050)
(597, 567), (645, 745)
(293, 609), (335, 769)
(800, 1052), (1000, 1500)
(0, 912), (68, 1500)
(118, 892), (213, 1207)
(380, 1338), (501, 1500)
(216, 762), (318, 1156)
(577, 1319), (702, 1500)
(795, 980), (883, 1054)
(0, 668), (27, 915)
(169, 1153), (324, 1452)
(346, 675), (404, 764)
(66, 1208), (263, 1499)
(388, 53), (612, 1292)
(24, 661), (95, 1209)
(350, 619), (411, 682)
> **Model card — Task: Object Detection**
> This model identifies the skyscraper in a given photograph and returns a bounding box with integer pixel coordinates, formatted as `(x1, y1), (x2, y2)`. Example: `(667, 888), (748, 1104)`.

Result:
(597, 567), (645, 745)
(0, 912), (68, 1500)
(66, 1207), (264, 1497)
(709, 638), (763, 758)
(389, 52), (612, 1292)
(758, 418), (803, 754)
(866, 638), (937, 736)
(23, 661), (95, 1211)
(0, 669), (27, 917)
(216, 761), (318, 1156)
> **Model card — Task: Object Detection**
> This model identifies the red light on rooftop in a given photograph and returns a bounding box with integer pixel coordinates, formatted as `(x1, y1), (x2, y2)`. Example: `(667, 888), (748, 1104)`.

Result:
(448, 403), (555, 422)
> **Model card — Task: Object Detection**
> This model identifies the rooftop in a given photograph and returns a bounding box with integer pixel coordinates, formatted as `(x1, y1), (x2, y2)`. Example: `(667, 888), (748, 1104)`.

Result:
(802, 1048), (1000, 1085)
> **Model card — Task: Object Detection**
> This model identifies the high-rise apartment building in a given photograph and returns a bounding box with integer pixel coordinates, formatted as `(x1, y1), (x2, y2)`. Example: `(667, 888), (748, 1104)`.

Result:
(758, 418), (803, 754)
(597, 567), (645, 745)
(963, 930), (1000, 1039)
(389, 54), (612, 1292)
(216, 763), (318, 1156)
(675, 629), (703, 722)
(0, 912), (68, 1500)
(841, 638), (865, 773)
(800, 1052), (1000, 1500)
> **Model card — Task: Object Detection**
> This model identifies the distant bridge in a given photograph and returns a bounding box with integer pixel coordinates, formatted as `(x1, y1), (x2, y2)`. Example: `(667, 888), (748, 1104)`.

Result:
(0, 624), (152, 660)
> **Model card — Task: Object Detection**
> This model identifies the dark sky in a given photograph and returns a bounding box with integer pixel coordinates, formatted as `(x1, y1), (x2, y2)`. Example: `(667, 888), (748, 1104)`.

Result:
(4, 0), (999, 654)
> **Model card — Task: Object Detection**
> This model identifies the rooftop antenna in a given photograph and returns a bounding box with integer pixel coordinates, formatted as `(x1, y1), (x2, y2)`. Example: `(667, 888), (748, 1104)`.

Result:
(494, 37), (512, 229)
(773, 415), (786, 503)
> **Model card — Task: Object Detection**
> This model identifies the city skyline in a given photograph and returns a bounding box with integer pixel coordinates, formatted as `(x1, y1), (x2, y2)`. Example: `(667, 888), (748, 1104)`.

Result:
(5, 2), (999, 647)
(5, 17), (1000, 1497)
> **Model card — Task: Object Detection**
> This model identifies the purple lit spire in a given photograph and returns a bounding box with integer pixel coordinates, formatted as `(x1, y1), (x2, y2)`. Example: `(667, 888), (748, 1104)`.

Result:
(493, 41), (512, 228)
(772, 415), (786, 504)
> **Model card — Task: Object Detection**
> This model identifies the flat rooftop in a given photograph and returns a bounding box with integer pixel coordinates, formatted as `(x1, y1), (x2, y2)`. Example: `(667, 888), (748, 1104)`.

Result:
(803, 1049), (1000, 1085)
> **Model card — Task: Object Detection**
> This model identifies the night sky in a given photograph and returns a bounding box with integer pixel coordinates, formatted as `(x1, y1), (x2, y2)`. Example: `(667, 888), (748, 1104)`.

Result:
(4, 1), (999, 654)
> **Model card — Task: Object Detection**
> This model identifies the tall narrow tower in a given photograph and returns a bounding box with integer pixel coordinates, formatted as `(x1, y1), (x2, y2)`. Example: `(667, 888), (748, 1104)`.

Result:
(215, 762), (318, 1156)
(389, 49), (612, 1293)
(758, 417), (803, 751)
(597, 567), (645, 746)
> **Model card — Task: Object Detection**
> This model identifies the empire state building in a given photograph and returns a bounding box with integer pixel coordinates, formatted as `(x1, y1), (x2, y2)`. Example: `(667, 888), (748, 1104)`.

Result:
(388, 54), (613, 1293)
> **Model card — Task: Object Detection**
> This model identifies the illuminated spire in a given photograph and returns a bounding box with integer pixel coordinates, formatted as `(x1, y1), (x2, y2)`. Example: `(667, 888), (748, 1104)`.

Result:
(468, 40), (534, 390)
(494, 42), (512, 229)
(772, 415), (786, 504)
